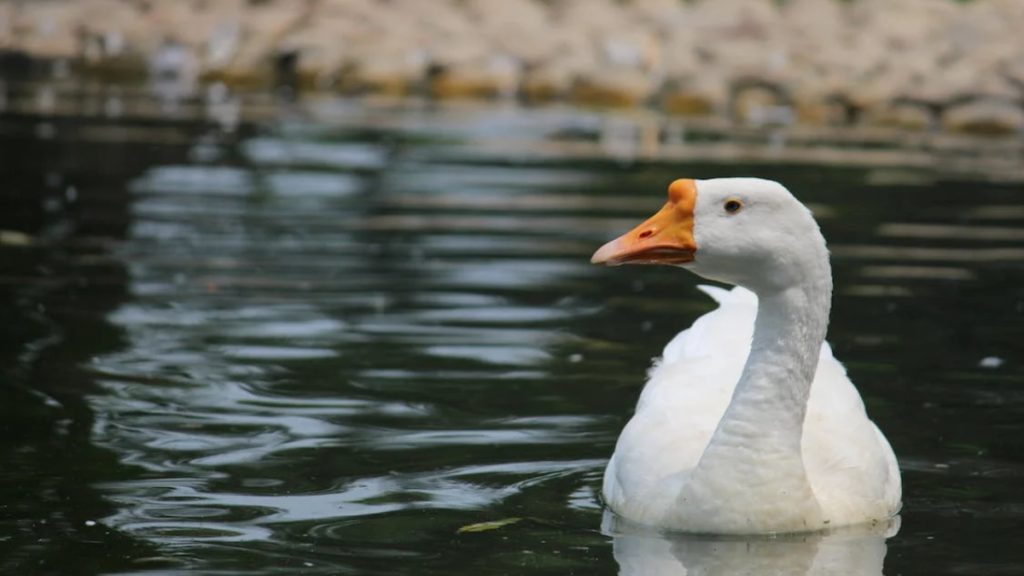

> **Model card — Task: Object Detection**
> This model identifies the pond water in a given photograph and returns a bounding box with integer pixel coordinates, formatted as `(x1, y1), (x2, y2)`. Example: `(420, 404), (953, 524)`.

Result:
(1, 85), (1022, 575)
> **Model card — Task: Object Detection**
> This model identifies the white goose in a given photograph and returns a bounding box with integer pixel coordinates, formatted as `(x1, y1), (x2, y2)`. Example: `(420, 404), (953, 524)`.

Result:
(592, 178), (901, 534)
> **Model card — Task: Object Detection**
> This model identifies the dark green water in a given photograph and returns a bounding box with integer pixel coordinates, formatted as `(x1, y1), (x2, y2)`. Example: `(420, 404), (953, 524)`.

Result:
(1, 85), (1023, 575)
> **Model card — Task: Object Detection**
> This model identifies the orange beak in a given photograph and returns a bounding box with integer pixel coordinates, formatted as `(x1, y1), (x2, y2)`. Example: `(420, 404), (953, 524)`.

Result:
(591, 178), (698, 266)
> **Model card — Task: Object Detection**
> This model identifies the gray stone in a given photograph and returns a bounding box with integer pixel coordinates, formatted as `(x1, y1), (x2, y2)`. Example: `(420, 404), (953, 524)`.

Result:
(943, 99), (1024, 136)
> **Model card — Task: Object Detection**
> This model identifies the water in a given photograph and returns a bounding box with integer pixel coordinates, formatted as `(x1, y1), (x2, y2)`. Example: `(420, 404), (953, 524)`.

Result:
(1, 85), (1023, 575)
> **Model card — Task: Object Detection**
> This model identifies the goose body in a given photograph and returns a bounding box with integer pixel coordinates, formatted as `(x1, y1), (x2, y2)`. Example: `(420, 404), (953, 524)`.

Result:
(593, 178), (901, 534)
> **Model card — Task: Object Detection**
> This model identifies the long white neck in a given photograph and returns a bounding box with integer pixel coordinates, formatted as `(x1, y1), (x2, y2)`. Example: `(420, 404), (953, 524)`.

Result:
(675, 257), (833, 533)
(728, 273), (832, 446)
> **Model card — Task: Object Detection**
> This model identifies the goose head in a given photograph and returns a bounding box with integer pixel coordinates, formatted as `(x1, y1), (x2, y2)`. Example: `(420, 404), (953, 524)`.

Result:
(591, 178), (829, 293)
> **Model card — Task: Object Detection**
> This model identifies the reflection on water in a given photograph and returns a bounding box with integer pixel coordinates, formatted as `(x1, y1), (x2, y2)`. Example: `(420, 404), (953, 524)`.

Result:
(1, 85), (1023, 574)
(608, 513), (898, 576)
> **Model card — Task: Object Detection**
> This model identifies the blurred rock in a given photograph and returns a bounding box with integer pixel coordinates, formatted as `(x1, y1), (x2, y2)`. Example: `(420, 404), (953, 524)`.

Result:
(6, 1), (78, 59)
(2, 0), (1024, 136)
(201, 0), (311, 87)
(942, 99), (1024, 136)
(731, 82), (791, 125)
(521, 63), (573, 103)
(466, 0), (557, 66)
(662, 89), (717, 117)
(570, 68), (656, 108)
(340, 48), (427, 96)
(793, 98), (850, 127)
(863, 102), (936, 131)
(661, 65), (728, 117)
(429, 56), (520, 100)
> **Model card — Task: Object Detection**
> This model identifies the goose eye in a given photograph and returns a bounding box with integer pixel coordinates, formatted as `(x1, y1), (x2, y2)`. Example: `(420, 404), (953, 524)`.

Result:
(724, 199), (743, 214)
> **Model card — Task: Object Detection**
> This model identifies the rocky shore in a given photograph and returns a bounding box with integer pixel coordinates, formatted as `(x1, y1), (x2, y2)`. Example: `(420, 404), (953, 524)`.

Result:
(3, 0), (1024, 136)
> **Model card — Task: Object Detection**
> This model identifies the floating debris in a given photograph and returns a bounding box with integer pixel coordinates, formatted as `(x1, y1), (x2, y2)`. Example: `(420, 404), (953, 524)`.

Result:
(456, 517), (523, 534)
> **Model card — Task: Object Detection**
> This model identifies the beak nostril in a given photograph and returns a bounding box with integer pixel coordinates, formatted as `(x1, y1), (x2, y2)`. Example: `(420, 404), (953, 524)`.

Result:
(638, 229), (654, 239)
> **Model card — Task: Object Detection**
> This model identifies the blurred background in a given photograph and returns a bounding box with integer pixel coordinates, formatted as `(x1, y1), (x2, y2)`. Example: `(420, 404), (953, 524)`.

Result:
(3, 0), (1024, 133)
(1, 1), (1022, 575)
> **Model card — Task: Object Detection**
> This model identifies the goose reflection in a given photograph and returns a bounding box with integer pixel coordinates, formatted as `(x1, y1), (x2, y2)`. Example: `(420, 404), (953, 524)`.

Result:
(605, 511), (899, 576)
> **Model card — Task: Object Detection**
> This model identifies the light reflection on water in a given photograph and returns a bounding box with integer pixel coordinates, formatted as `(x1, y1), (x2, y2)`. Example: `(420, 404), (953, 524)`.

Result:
(82, 129), (620, 571)
(2, 90), (1022, 574)
(607, 512), (899, 576)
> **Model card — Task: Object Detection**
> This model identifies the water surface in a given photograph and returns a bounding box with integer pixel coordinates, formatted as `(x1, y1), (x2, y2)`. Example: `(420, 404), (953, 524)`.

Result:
(1, 86), (1023, 575)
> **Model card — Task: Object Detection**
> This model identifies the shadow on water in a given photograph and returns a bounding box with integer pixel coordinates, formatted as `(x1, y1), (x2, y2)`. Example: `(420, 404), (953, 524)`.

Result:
(1, 80), (1023, 575)
(0, 86), (220, 570)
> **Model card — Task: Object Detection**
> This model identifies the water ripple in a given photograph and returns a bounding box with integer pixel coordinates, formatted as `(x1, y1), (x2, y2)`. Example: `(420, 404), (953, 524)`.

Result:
(69, 103), (1024, 575)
